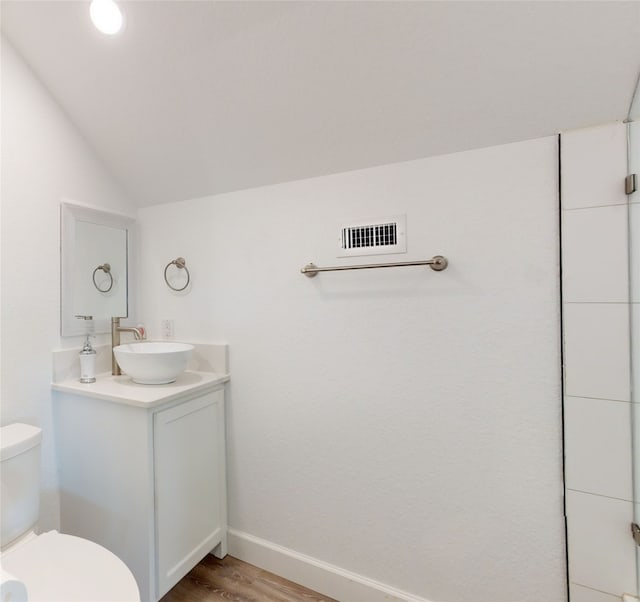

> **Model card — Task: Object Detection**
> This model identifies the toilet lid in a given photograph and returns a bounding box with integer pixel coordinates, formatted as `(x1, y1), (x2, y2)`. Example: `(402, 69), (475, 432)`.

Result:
(1, 531), (140, 601)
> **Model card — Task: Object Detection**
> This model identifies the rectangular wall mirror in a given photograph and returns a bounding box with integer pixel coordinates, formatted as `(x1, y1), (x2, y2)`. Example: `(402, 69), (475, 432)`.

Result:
(60, 202), (137, 337)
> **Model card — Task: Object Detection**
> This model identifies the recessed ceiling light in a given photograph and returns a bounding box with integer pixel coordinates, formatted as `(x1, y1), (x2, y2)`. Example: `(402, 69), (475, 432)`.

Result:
(90, 0), (124, 35)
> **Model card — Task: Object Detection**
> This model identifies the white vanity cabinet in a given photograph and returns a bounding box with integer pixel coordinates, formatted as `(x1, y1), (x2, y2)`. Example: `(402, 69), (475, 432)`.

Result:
(154, 391), (226, 597)
(53, 373), (228, 602)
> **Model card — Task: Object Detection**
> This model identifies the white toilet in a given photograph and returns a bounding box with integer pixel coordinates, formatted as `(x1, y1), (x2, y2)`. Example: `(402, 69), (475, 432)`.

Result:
(0, 423), (140, 601)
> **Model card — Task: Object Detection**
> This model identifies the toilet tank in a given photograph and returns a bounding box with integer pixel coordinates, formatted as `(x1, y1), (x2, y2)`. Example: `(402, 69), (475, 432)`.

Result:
(1, 423), (42, 549)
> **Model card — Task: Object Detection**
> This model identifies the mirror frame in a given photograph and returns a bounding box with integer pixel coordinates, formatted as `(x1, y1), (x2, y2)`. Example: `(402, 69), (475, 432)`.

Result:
(60, 201), (137, 337)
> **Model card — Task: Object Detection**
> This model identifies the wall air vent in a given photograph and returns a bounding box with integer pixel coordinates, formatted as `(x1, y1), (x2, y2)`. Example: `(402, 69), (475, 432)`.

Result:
(338, 215), (407, 257)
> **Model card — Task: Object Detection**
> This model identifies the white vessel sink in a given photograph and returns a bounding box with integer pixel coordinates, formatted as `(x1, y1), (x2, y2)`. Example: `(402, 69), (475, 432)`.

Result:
(113, 342), (194, 384)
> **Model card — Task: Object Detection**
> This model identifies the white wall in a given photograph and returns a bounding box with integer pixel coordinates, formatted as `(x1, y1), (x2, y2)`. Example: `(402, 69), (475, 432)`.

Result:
(0, 37), (136, 529)
(560, 123), (636, 602)
(138, 136), (566, 602)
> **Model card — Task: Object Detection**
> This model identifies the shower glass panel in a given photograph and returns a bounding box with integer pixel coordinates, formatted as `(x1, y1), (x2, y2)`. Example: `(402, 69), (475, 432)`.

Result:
(630, 76), (640, 595)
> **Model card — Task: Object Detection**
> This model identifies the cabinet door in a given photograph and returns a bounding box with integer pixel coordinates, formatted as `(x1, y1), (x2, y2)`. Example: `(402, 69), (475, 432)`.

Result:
(154, 390), (225, 598)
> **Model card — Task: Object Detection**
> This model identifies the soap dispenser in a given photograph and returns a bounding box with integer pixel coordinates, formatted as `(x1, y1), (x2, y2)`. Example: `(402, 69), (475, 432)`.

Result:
(76, 315), (96, 383)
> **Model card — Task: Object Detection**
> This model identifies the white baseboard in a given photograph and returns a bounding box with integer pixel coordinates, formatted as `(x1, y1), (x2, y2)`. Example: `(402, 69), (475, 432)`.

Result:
(622, 595), (640, 602)
(227, 528), (434, 602)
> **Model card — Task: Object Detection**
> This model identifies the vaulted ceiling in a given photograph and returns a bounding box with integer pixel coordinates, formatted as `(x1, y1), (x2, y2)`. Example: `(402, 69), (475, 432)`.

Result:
(2, 1), (640, 206)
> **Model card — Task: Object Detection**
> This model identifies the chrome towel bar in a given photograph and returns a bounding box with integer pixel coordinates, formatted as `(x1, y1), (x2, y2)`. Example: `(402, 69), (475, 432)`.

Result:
(301, 255), (448, 278)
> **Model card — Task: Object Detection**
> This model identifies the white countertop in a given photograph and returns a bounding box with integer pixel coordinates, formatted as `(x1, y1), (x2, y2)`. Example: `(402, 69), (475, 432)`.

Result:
(52, 370), (230, 408)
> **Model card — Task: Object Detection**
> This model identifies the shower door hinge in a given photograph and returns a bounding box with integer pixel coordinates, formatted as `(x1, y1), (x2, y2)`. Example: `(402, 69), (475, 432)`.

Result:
(631, 523), (640, 546)
(626, 174), (637, 195)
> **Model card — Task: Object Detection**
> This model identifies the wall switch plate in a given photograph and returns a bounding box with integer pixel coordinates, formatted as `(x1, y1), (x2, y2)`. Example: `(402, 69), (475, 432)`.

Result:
(161, 319), (174, 340)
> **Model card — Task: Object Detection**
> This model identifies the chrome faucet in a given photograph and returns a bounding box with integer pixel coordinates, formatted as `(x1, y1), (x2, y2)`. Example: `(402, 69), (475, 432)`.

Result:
(111, 317), (146, 375)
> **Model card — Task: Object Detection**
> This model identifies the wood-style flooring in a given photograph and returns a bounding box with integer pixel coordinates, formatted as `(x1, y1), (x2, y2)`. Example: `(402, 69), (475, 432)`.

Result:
(160, 555), (338, 602)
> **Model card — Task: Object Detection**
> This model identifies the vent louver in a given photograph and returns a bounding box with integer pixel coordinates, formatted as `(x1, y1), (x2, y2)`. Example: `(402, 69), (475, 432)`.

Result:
(338, 215), (406, 257)
(342, 223), (397, 250)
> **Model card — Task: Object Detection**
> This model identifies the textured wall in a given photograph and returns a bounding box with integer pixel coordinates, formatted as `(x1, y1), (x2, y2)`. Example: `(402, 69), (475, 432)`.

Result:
(138, 136), (565, 602)
(0, 37), (136, 529)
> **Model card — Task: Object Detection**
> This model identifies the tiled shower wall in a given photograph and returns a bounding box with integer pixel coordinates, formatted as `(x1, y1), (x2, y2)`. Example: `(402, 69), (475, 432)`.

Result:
(631, 120), (640, 599)
(562, 122), (636, 601)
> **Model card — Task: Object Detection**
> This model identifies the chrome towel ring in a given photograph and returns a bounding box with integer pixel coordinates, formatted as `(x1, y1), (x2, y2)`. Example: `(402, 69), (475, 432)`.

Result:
(164, 257), (190, 291)
(92, 263), (113, 292)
